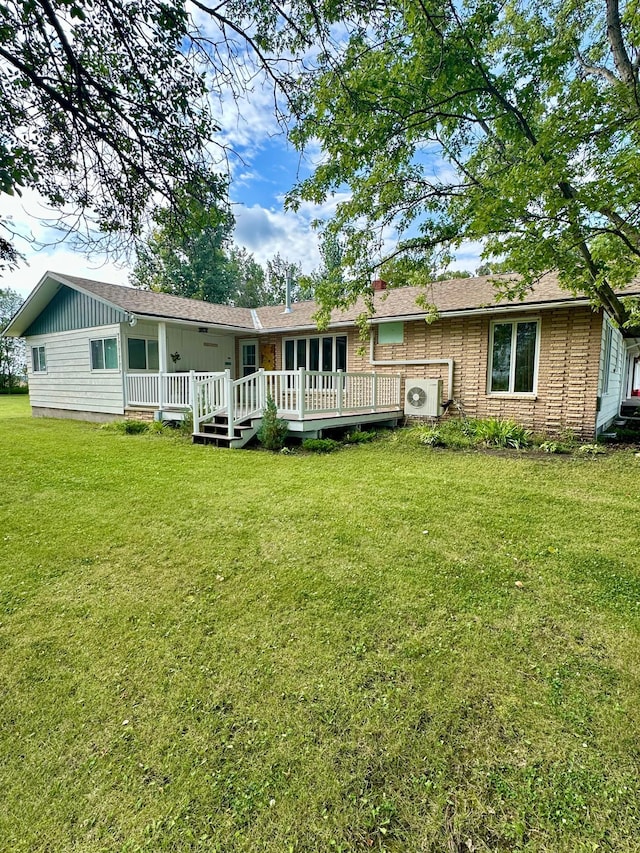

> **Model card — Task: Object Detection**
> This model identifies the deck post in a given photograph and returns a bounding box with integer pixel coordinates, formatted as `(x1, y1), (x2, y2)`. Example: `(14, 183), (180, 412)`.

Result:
(225, 369), (234, 438)
(298, 367), (306, 419)
(337, 369), (343, 415)
(158, 322), (167, 412)
(190, 371), (198, 433)
(372, 371), (377, 412)
(258, 368), (266, 412)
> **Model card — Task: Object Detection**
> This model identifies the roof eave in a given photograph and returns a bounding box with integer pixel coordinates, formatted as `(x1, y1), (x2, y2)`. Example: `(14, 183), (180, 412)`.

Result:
(132, 313), (255, 333)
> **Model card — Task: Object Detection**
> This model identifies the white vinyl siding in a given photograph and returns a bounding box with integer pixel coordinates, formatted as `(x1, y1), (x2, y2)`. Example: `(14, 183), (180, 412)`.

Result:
(596, 316), (625, 431)
(26, 325), (124, 415)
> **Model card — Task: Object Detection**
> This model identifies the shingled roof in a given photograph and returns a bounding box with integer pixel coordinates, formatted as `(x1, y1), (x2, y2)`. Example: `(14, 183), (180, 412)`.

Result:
(5, 270), (640, 338)
(61, 274), (255, 328)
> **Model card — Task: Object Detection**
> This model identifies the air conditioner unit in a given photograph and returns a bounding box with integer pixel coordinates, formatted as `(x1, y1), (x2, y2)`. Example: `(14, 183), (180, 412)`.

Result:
(404, 379), (443, 417)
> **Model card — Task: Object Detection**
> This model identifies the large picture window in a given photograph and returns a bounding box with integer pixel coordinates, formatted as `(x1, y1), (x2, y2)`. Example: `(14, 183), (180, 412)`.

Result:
(31, 345), (46, 373)
(489, 320), (539, 394)
(127, 338), (159, 371)
(284, 335), (347, 372)
(90, 337), (119, 370)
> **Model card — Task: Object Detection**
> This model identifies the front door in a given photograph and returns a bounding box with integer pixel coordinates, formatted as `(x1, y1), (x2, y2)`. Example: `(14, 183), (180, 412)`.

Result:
(240, 339), (258, 377)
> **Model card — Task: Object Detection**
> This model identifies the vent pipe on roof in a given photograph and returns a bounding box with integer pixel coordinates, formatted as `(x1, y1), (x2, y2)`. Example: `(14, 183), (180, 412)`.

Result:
(283, 268), (293, 313)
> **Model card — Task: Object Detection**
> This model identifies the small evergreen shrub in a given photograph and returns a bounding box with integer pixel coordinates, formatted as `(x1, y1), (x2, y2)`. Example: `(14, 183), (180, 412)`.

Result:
(302, 437), (341, 453)
(257, 395), (289, 451)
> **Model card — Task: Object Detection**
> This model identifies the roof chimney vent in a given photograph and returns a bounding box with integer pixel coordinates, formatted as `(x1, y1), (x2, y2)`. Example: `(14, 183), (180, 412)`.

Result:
(372, 278), (388, 292)
(283, 268), (293, 314)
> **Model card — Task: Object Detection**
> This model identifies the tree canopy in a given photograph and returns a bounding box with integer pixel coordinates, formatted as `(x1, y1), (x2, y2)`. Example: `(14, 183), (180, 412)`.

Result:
(0, 0), (301, 266)
(287, 0), (640, 329)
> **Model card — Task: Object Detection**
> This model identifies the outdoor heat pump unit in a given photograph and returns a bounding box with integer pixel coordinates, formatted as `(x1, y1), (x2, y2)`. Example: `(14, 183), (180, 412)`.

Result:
(404, 379), (443, 417)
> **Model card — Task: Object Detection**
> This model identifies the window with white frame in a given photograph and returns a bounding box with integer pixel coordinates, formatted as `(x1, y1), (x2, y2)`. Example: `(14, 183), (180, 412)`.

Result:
(31, 345), (46, 373)
(90, 337), (119, 370)
(600, 322), (613, 395)
(127, 337), (159, 371)
(489, 319), (539, 394)
(283, 335), (347, 372)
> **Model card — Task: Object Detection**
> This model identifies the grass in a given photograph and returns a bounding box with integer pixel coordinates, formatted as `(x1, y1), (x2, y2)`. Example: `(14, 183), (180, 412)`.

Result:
(1, 396), (639, 851)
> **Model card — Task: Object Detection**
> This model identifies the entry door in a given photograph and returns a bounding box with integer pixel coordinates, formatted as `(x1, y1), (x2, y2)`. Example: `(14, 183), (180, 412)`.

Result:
(240, 339), (258, 377)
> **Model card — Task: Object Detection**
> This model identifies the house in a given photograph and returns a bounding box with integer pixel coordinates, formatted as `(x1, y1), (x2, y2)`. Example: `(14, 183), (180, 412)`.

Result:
(3, 270), (640, 445)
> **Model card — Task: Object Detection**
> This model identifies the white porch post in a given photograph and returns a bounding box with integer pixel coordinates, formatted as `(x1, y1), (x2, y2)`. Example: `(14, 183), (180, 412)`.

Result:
(226, 369), (234, 438)
(158, 321), (167, 411)
(191, 372), (198, 433)
(372, 371), (378, 412)
(298, 367), (306, 419)
(337, 369), (343, 415)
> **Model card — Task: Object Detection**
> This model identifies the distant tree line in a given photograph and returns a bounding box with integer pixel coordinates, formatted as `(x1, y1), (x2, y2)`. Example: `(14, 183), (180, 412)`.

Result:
(0, 288), (26, 390)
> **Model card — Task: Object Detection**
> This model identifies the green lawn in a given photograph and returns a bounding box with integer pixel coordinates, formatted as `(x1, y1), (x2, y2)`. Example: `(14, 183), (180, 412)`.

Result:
(1, 398), (639, 852)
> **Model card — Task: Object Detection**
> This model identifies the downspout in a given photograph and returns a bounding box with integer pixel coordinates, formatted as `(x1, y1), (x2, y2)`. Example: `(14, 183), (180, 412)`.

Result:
(369, 331), (455, 402)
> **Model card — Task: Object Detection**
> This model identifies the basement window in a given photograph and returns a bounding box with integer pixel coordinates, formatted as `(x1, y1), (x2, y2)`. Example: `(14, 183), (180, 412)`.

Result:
(91, 337), (119, 370)
(378, 321), (404, 345)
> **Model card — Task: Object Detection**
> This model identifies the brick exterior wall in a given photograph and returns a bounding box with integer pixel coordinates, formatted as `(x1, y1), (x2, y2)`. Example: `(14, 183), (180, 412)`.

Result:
(350, 306), (602, 439)
(246, 306), (603, 439)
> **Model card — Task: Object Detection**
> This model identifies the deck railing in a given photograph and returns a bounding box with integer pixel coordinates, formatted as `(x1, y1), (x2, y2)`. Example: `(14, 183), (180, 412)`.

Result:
(192, 369), (402, 434)
(125, 372), (221, 408)
(126, 369), (401, 435)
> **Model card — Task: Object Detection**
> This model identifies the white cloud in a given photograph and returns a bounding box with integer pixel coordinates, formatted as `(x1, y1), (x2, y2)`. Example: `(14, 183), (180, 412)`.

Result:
(233, 203), (321, 272)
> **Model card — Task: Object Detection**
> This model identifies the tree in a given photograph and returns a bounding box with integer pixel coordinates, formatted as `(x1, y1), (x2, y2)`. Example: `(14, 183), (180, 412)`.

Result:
(288, 0), (640, 330)
(265, 253), (308, 303)
(130, 188), (237, 303)
(0, 289), (26, 390)
(228, 247), (269, 307)
(0, 0), (304, 266)
(0, 0), (222, 261)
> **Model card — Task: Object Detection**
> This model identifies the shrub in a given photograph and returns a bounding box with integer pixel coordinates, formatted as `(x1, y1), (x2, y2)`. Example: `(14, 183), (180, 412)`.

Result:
(473, 417), (531, 449)
(101, 419), (149, 435)
(576, 443), (606, 456)
(257, 395), (289, 451)
(178, 409), (194, 436)
(417, 426), (444, 447)
(344, 429), (377, 444)
(147, 420), (168, 435)
(302, 437), (341, 453)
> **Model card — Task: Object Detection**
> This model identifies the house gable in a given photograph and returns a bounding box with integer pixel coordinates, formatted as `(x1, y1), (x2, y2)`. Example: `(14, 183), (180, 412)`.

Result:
(24, 285), (127, 336)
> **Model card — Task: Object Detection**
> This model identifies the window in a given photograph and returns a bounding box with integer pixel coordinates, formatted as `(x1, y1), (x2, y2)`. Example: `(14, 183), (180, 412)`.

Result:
(601, 322), (613, 395)
(90, 337), (119, 370)
(284, 335), (348, 372)
(31, 345), (46, 373)
(378, 321), (404, 345)
(127, 338), (159, 371)
(489, 320), (539, 394)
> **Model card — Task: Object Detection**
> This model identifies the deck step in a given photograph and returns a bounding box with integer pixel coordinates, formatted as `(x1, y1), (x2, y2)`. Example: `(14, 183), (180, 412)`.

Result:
(193, 416), (262, 448)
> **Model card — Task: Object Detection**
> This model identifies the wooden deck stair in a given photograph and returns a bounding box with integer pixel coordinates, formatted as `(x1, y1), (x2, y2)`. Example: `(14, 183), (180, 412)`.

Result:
(192, 414), (262, 449)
